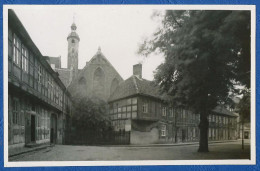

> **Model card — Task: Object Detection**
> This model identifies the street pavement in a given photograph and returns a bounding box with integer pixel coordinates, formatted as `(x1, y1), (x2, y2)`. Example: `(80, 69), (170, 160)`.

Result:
(9, 140), (250, 161)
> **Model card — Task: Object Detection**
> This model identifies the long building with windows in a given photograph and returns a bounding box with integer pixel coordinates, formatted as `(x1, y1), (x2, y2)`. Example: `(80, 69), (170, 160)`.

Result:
(108, 64), (238, 144)
(8, 10), (72, 151)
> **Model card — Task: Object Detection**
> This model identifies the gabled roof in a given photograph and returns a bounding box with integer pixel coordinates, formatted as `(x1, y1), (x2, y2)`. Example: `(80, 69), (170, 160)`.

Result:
(8, 9), (68, 92)
(108, 75), (162, 102)
(55, 68), (71, 87)
(76, 48), (123, 82)
(212, 105), (237, 117)
(44, 56), (61, 69)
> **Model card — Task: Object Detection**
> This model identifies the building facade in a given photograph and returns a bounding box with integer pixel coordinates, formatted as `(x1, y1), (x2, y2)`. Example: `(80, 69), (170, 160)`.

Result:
(8, 10), (72, 151)
(67, 47), (124, 101)
(108, 64), (238, 144)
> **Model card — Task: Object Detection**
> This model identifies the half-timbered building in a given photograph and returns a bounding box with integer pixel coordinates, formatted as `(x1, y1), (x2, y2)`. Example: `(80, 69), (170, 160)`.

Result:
(8, 10), (72, 151)
(108, 64), (238, 144)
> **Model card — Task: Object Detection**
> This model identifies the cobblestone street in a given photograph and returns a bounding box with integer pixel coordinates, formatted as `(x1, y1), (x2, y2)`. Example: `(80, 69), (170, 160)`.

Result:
(9, 140), (250, 161)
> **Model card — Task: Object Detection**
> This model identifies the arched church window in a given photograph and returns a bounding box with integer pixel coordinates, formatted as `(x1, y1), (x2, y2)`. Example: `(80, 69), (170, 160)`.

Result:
(72, 48), (74, 53)
(110, 78), (119, 95)
(93, 67), (105, 99)
(71, 39), (75, 43)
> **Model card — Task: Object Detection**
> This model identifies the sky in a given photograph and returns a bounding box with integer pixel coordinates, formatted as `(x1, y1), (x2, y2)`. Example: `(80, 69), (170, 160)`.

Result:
(12, 6), (165, 80)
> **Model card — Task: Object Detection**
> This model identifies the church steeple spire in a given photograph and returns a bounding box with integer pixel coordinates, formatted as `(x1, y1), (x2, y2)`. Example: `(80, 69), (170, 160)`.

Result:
(67, 16), (80, 80)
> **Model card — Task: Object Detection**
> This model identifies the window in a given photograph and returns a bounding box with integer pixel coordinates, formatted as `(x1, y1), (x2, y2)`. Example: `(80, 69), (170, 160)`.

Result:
(132, 112), (137, 118)
(208, 114), (212, 122)
(71, 39), (75, 43)
(38, 65), (42, 84)
(127, 112), (131, 118)
(209, 128), (212, 138)
(161, 125), (166, 136)
(183, 109), (187, 119)
(169, 108), (173, 117)
(162, 107), (167, 116)
(142, 102), (148, 113)
(13, 34), (21, 66)
(12, 99), (19, 125)
(21, 46), (28, 72)
(127, 98), (132, 105)
(132, 105), (137, 111)
(193, 127), (196, 138)
(127, 106), (131, 112)
(132, 98), (137, 104)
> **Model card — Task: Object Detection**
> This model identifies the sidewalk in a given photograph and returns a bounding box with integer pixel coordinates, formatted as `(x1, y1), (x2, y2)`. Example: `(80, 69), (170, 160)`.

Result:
(101, 139), (241, 147)
(9, 143), (53, 157)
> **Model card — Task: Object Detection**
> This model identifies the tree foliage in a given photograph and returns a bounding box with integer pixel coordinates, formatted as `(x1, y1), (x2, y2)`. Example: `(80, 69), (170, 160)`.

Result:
(68, 96), (113, 145)
(139, 10), (251, 152)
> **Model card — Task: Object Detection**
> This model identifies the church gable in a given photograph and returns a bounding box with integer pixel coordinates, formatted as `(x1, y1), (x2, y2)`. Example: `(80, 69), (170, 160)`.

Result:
(68, 47), (124, 101)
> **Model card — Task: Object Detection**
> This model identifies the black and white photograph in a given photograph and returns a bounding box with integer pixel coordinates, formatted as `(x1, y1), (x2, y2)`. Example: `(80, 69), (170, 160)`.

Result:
(3, 5), (255, 166)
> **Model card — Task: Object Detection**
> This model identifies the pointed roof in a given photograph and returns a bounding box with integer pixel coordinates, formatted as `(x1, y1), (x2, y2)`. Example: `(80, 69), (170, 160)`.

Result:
(71, 47), (123, 86)
(109, 75), (162, 102)
(67, 21), (80, 41)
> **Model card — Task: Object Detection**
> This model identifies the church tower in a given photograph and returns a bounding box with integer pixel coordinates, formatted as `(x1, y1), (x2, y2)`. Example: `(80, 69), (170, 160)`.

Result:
(67, 21), (80, 80)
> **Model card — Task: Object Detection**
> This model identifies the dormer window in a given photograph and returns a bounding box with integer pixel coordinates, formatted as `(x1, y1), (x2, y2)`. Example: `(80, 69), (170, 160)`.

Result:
(71, 39), (75, 43)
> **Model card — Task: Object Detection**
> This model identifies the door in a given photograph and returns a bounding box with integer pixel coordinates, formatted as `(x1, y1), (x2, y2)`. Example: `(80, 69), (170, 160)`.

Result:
(50, 114), (57, 144)
(25, 114), (31, 144)
(182, 129), (186, 142)
(31, 115), (36, 142)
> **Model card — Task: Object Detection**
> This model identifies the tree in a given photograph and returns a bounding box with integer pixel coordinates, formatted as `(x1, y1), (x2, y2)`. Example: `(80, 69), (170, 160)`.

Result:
(237, 88), (250, 149)
(69, 96), (112, 145)
(138, 10), (250, 152)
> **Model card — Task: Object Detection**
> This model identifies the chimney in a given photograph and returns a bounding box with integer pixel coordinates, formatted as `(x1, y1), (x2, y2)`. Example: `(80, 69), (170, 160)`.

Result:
(133, 64), (142, 79)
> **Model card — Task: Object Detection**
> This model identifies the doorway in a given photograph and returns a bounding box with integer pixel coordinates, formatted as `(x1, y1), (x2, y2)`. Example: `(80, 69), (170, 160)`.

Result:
(182, 129), (186, 142)
(50, 114), (57, 144)
(31, 115), (36, 142)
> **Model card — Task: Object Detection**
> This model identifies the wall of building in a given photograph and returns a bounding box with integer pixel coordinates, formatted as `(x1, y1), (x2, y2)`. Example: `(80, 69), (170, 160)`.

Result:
(109, 95), (238, 144)
(8, 10), (72, 151)
(109, 97), (138, 131)
(130, 128), (159, 144)
(68, 53), (123, 101)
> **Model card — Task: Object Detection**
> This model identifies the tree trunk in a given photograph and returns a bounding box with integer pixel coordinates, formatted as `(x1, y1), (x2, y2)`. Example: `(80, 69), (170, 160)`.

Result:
(242, 119), (244, 150)
(198, 111), (209, 152)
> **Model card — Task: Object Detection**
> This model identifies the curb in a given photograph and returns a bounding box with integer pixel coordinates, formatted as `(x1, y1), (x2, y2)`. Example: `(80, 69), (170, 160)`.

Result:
(100, 140), (239, 148)
(9, 144), (54, 158)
